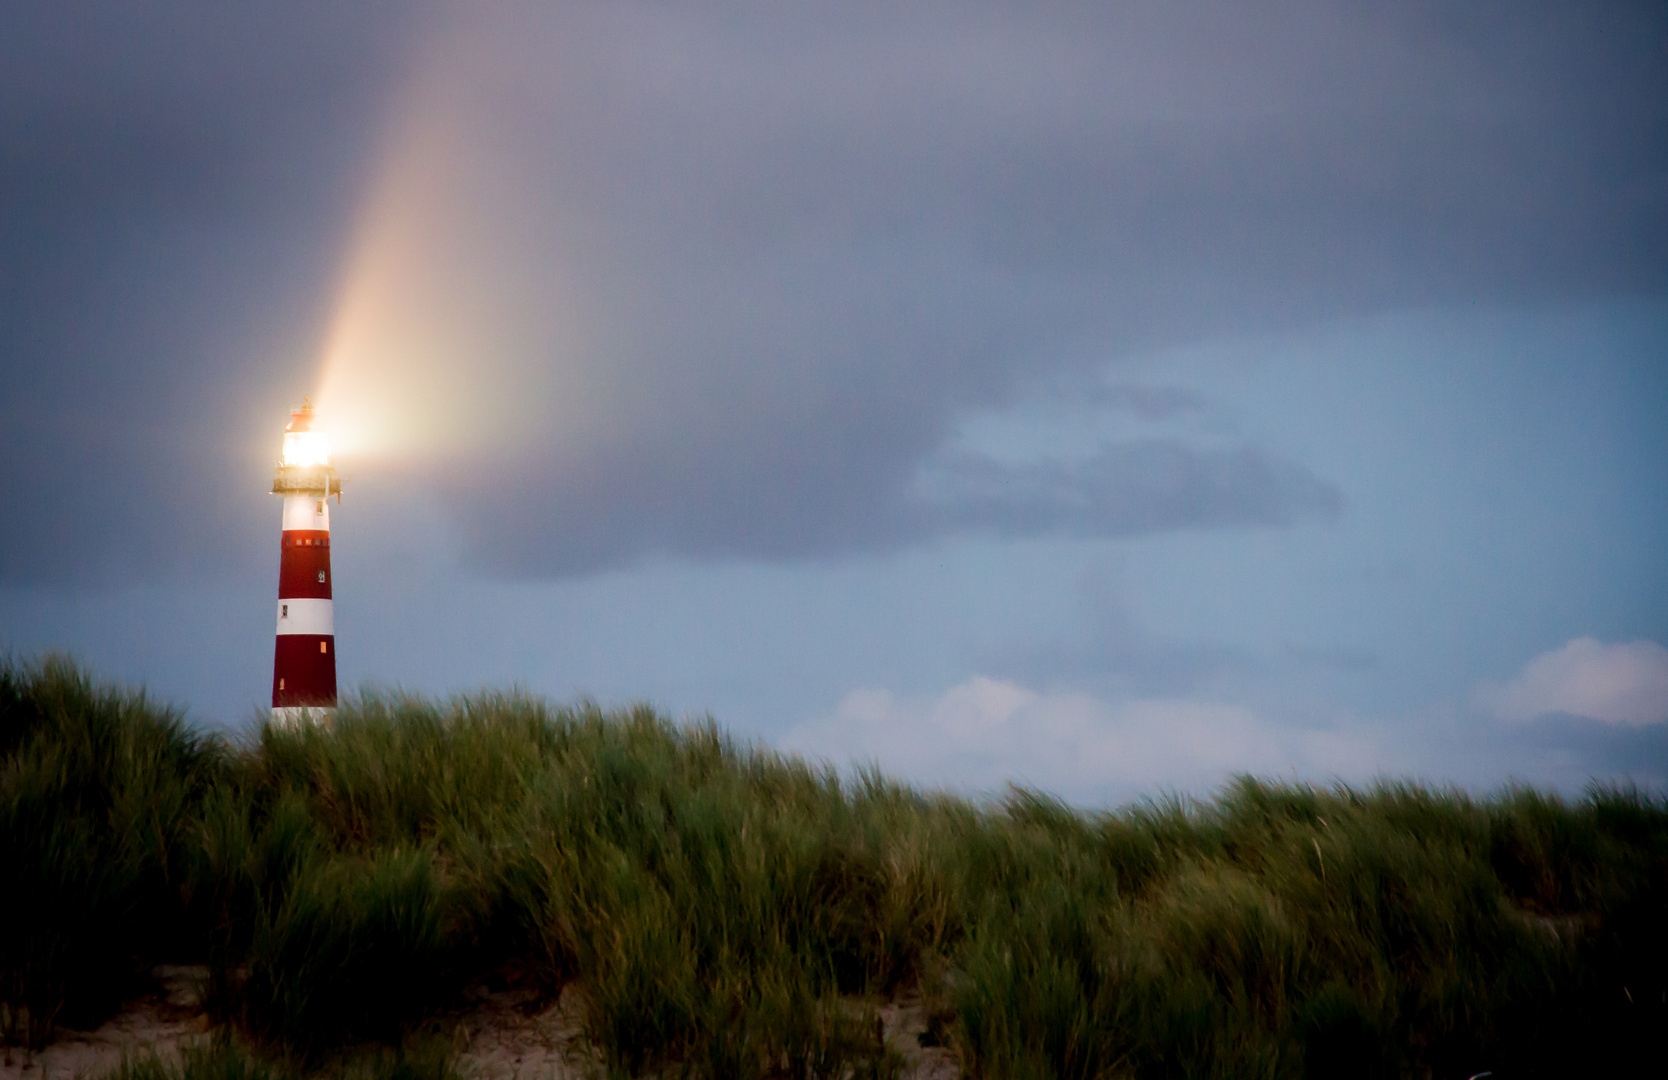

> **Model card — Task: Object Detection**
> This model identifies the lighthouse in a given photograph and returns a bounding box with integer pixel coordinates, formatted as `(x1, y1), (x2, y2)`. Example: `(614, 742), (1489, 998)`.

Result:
(270, 401), (341, 726)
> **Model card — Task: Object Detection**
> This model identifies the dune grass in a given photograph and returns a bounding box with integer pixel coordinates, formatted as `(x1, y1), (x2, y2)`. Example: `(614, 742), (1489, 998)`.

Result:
(3, 654), (1664, 1078)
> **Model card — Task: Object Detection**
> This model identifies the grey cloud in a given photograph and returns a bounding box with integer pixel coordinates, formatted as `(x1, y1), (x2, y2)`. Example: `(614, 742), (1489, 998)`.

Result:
(920, 441), (1342, 537)
(1454, 712), (1668, 792)
(456, 434), (1339, 578)
(986, 570), (1244, 698)
(1281, 644), (1379, 674)
(3, 1), (1664, 584)
(1539, 716), (1668, 783)
(1094, 385), (1207, 422)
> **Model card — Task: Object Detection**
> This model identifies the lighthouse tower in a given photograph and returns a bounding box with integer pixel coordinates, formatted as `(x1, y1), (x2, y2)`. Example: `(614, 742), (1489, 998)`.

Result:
(270, 401), (341, 726)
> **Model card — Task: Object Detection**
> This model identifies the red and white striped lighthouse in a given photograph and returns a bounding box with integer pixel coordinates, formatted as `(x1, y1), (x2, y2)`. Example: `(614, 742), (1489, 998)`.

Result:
(270, 401), (341, 726)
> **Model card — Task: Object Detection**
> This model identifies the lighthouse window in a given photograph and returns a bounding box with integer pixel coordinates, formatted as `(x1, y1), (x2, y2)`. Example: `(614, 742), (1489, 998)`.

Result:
(318, 571), (326, 582)
(320, 642), (328, 654)
(281, 604), (288, 617)
(278, 678), (285, 690)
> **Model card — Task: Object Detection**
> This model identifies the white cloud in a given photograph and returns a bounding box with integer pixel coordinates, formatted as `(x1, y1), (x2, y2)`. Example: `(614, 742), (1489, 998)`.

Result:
(1478, 638), (1668, 727)
(783, 675), (1382, 805)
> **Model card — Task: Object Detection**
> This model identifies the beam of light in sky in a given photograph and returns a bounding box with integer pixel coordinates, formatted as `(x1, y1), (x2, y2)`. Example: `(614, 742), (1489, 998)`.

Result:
(310, 22), (594, 469)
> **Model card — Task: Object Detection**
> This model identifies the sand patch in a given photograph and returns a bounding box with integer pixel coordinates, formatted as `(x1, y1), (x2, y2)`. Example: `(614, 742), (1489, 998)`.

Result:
(452, 982), (594, 1080)
(3, 970), (961, 1080)
(879, 996), (960, 1080)
(1, 968), (211, 1080)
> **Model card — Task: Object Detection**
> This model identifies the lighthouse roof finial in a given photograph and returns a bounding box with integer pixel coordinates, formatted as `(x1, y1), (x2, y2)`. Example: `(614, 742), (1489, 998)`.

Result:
(286, 397), (317, 433)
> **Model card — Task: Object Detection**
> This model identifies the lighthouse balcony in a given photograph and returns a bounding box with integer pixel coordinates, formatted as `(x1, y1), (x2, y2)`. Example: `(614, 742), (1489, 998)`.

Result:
(271, 465), (342, 496)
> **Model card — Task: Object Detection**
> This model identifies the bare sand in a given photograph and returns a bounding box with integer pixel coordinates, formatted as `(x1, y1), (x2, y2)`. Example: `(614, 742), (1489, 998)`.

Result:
(1, 968), (211, 1080)
(3, 970), (959, 1080)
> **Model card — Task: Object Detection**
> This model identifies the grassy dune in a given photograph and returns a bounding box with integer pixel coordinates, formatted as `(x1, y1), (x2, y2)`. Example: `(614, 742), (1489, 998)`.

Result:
(3, 655), (1664, 1079)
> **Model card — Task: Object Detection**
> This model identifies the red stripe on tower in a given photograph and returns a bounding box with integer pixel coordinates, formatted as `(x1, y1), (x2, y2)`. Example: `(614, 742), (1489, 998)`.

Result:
(270, 401), (341, 726)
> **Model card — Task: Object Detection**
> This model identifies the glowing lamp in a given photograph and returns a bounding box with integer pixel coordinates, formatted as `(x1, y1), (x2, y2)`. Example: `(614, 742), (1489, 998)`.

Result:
(282, 428), (332, 468)
(269, 400), (340, 727)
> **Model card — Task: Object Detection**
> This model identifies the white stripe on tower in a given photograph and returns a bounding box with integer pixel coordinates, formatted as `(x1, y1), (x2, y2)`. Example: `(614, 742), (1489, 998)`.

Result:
(276, 597), (334, 635)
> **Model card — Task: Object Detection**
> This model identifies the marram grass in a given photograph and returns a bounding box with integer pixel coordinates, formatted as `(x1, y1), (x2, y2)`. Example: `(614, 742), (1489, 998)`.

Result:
(2, 655), (1664, 1078)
